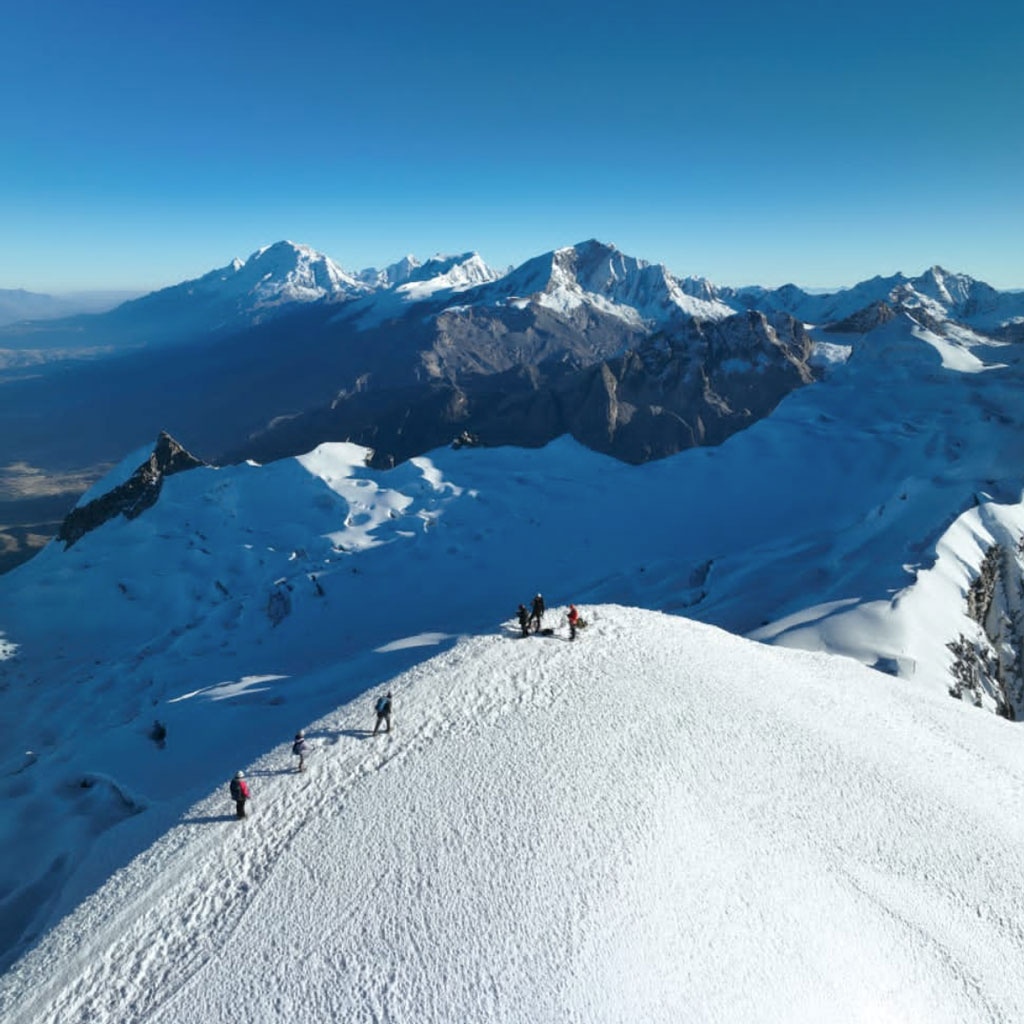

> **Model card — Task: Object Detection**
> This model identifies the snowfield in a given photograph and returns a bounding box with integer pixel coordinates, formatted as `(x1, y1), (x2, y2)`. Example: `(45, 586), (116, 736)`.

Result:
(3, 607), (1024, 1023)
(3, 298), (1024, 1018)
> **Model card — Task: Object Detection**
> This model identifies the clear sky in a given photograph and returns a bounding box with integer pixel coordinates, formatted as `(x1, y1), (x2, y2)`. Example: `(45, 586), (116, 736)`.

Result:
(2, 0), (1021, 292)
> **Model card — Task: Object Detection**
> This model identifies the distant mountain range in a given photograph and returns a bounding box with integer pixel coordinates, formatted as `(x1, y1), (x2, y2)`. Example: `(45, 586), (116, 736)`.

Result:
(0, 238), (1021, 572)
(5, 239), (1020, 355)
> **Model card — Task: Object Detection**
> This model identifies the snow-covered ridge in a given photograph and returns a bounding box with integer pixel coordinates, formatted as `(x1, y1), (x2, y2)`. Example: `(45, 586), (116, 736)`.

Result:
(340, 251), (503, 327)
(721, 264), (1024, 330)
(5, 607), (1024, 1022)
(358, 251), (500, 295)
(2, 305), (1023, 978)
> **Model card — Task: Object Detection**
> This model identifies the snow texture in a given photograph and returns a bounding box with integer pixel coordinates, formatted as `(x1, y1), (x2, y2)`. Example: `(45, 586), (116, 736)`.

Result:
(5, 608), (1024, 1023)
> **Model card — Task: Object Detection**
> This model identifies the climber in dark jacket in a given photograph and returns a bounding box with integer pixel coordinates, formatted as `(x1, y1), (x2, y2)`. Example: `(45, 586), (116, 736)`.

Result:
(229, 771), (250, 819)
(517, 603), (530, 637)
(292, 731), (307, 772)
(373, 691), (393, 735)
(529, 593), (545, 632)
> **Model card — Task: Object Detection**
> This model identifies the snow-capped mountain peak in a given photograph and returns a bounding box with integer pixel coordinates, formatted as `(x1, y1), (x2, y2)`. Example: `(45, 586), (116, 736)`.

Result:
(485, 239), (735, 324)
(230, 240), (370, 308)
(357, 252), (500, 296)
(357, 254), (420, 289)
(909, 265), (973, 308)
(719, 264), (1024, 331)
(397, 251), (501, 296)
(111, 240), (371, 339)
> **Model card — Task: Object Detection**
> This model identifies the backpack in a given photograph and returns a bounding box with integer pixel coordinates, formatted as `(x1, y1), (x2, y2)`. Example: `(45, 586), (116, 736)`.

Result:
(230, 778), (241, 800)
(376, 697), (389, 714)
(292, 739), (304, 755)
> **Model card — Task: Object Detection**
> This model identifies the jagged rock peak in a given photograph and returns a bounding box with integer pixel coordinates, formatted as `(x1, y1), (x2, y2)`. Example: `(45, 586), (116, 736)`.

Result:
(147, 431), (206, 479)
(57, 433), (206, 549)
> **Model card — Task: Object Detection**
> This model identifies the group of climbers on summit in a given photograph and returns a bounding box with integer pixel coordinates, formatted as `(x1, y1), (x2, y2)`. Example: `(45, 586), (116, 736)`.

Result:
(517, 594), (544, 636)
(517, 593), (583, 641)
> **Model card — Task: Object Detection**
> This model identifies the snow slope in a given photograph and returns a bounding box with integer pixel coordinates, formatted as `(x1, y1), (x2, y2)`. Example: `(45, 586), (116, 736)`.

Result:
(2, 304), (1024, 996)
(4, 608), (1024, 1023)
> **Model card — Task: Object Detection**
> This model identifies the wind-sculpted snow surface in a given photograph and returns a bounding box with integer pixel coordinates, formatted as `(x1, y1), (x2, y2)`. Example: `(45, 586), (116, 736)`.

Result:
(3, 609), (1024, 1023)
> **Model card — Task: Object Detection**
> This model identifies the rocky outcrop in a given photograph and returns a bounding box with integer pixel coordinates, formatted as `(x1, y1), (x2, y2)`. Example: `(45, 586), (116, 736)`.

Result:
(57, 433), (205, 548)
(558, 311), (816, 462)
(948, 539), (1024, 719)
(825, 300), (897, 334)
(234, 310), (816, 469)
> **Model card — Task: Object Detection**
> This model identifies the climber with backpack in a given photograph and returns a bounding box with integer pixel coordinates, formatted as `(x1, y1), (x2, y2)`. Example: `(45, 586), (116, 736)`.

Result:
(517, 603), (530, 637)
(292, 730), (307, 772)
(229, 770), (250, 819)
(529, 593), (545, 633)
(568, 603), (580, 641)
(373, 691), (393, 735)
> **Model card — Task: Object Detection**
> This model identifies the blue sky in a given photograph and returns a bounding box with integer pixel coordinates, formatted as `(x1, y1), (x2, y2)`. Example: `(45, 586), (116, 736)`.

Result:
(1, 0), (1021, 291)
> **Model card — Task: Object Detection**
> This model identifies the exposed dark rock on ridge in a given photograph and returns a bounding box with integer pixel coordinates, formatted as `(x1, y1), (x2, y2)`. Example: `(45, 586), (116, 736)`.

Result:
(232, 310), (816, 468)
(825, 300), (898, 334)
(57, 432), (205, 548)
(561, 310), (816, 461)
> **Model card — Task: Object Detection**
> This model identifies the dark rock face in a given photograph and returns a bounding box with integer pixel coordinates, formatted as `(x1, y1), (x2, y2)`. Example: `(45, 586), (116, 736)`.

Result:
(561, 311), (816, 462)
(57, 432), (205, 548)
(827, 299), (969, 343)
(423, 302), (651, 381)
(992, 321), (1024, 345)
(825, 300), (897, 334)
(232, 310), (816, 468)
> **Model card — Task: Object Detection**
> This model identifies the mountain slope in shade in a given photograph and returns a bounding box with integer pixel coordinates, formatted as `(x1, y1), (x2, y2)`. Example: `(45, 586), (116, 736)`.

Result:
(245, 307), (816, 468)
